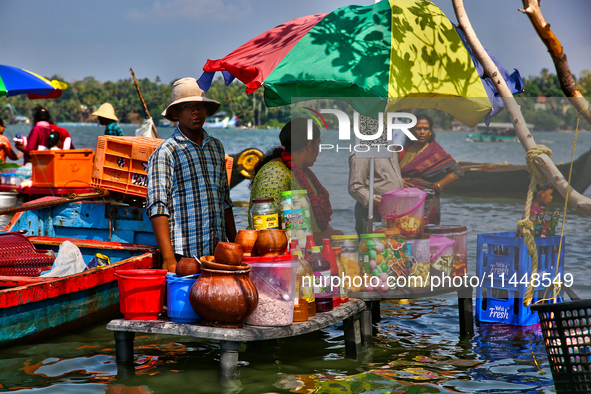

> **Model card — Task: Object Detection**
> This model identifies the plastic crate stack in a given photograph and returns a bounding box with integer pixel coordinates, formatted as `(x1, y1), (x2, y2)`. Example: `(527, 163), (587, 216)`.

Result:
(91, 136), (233, 198)
(476, 231), (565, 326)
(0, 232), (56, 276)
(91, 136), (165, 197)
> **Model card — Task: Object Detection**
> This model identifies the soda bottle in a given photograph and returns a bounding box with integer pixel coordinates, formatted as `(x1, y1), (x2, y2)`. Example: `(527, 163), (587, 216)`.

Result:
(307, 246), (333, 312)
(334, 246), (348, 304)
(304, 234), (316, 259)
(321, 239), (340, 306)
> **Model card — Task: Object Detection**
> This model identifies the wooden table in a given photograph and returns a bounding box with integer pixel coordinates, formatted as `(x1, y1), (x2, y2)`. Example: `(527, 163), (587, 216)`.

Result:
(107, 299), (367, 379)
(351, 284), (474, 342)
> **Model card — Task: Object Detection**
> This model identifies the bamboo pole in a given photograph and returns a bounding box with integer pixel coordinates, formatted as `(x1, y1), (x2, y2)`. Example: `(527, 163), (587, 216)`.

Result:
(519, 0), (591, 126)
(451, 0), (591, 216)
(130, 68), (159, 138)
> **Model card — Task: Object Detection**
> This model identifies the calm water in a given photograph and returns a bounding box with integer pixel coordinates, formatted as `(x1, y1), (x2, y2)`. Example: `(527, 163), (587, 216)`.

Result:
(1, 124), (590, 393)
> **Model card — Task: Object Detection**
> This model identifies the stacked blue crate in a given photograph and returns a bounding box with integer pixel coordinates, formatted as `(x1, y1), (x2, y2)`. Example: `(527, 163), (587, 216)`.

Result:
(476, 232), (565, 326)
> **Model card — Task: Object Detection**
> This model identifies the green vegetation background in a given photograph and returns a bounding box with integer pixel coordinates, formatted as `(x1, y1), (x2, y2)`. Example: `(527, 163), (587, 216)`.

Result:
(1, 68), (590, 131)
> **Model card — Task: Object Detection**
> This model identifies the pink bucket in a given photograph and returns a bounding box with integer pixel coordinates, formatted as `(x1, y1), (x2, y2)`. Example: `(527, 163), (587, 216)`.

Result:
(378, 188), (427, 235)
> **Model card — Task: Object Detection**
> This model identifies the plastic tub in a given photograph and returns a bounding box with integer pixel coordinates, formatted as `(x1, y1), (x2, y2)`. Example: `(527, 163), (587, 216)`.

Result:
(378, 188), (427, 235)
(243, 255), (296, 326)
(405, 234), (430, 288)
(166, 273), (200, 323)
(114, 269), (167, 320)
(429, 235), (455, 278)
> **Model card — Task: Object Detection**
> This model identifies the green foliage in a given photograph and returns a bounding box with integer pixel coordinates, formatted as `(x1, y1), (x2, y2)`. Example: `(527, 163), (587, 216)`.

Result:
(0, 68), (588, 130)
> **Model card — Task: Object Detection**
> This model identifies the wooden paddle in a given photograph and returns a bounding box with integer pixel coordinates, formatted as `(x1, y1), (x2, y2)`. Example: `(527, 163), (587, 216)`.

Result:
(0, 190), (109, 216)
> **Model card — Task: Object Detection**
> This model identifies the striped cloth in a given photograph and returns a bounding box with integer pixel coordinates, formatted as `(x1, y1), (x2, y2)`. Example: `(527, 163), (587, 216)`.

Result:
(146, 127), (233, 258)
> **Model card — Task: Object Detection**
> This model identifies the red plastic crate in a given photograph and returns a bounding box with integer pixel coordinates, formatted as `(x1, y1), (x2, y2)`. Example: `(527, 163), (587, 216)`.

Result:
(31, 149), (95, 188)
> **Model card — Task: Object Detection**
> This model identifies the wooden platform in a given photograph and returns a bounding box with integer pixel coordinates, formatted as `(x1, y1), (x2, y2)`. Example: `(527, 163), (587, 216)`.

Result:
(351, 284), (474, 339)
(107, 299), (367, 379)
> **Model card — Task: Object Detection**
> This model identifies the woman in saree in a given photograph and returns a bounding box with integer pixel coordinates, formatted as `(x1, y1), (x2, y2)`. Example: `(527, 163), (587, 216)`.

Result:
(248, 117), (342, 244)
(399, 114), (463, 225)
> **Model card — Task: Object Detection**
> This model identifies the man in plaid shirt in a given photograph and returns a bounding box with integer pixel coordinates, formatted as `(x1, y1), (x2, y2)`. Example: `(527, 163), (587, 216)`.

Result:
(146, 78), (236, 272)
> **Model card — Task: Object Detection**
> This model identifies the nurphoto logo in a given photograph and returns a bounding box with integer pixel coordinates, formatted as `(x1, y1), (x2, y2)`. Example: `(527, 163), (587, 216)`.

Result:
(304, 109), (419, 153)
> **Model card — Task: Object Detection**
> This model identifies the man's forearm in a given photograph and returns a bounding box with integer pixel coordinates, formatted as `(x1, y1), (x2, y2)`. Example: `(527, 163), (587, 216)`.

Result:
(225, 208), (237, 243)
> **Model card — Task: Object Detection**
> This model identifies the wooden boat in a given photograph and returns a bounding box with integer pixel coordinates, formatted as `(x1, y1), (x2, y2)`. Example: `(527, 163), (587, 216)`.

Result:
(466, 122), (532, 143)
(447, 146), (591, 196)
(0, 198), (160, 347)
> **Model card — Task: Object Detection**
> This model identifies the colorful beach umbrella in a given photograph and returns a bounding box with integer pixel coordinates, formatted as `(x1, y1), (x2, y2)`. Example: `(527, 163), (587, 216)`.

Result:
(0, 64), (67, 99)
(199, 0), (523, 126)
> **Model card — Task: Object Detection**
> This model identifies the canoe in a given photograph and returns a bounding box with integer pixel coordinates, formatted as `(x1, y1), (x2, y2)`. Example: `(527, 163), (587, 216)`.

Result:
(447, 146), (591, 196)
(466, 133), (518, 142)
(3, 197), (157, 244)
(0, 199), (160, 347)
(0, 235), (159, 347)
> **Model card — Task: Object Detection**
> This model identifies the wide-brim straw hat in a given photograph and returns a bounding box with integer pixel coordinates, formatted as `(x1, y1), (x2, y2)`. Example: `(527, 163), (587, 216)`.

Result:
(92, 103), (119, 122)
(162, 77), (221, 121)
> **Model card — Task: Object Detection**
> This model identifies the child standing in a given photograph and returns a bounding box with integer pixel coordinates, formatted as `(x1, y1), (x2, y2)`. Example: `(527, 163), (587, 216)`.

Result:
(146, 78), (236, 272)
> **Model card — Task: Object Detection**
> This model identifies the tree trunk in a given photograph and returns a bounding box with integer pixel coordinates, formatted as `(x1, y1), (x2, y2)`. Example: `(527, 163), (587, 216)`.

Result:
(451, 0), (591, 216)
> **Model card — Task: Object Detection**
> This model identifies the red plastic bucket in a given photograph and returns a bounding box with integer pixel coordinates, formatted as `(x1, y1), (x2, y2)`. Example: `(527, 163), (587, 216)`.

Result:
(114, 269), (168, 320)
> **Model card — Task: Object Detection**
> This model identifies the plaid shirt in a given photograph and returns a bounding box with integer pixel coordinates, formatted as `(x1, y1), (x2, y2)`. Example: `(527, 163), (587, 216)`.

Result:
(105, 122), (124, 136)
(146, 127), (233, 258)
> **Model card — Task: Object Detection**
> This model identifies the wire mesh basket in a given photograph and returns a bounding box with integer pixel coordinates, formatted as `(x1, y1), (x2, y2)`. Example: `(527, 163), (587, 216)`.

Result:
(531, 290), (591, 394)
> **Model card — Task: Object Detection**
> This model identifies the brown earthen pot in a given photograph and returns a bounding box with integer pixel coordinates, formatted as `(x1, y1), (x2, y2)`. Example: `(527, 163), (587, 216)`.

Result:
(175, 257), (200, 277)
(189, 267), (258, 324)
(255, 229), (288, 256)
(235, 229), (259, 257)
(214, 242), (244, 265)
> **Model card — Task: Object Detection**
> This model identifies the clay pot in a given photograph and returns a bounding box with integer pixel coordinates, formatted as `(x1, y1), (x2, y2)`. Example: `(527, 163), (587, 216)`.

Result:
(175, 257), (200, 277)
(255, 229), (288, 256)
(214, 242), (244, 265)
(189, 267), (258, 324)
(235, 230), (259, 257)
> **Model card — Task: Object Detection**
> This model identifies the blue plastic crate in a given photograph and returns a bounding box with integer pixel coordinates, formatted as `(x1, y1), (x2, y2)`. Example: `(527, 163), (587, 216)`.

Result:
(476, 285), (563, 326)
(477, 232), (565, 292)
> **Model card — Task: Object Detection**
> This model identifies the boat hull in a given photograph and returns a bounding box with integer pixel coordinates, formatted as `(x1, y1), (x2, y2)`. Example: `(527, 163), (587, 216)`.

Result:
(0, 240), (158, 348)
(448, 147), (591, 196)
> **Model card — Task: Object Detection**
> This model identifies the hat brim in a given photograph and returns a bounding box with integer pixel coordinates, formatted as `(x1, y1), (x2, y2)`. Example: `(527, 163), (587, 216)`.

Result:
(92, 111), (118, 122)
(161, 96), (221, 121)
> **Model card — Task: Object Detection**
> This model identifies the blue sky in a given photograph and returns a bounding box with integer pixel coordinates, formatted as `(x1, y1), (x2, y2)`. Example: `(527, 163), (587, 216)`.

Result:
(1, 0), (589, 85)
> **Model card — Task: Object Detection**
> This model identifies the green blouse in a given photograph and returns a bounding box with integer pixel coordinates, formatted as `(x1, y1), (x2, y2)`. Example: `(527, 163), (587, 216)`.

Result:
(248, 160), (321, 232)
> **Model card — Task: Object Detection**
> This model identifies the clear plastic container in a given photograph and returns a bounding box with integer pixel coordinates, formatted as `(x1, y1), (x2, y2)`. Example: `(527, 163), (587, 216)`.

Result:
(358, 233), (388, 291)
(424, 225), (467, 277)
(244, 255), (296, 326)
(280, 190), (313, 247)
(251, 197), (280, 230)
(405, 234), (431, 288)
(429, 235), (455, 279)
(331, 235), (361, 292)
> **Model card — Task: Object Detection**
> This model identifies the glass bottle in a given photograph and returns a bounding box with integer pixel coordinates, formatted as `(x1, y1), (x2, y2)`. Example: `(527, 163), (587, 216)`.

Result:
(321, 239), (340, 306)
(307, 246), (333, 312)
(251, 197), (280, 230)
(334, 246), (348, 304)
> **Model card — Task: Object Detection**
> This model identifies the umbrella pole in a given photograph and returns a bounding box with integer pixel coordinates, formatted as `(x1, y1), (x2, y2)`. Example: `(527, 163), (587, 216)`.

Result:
(367, 157), (375, 234)
(130, 68), (159, 138)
